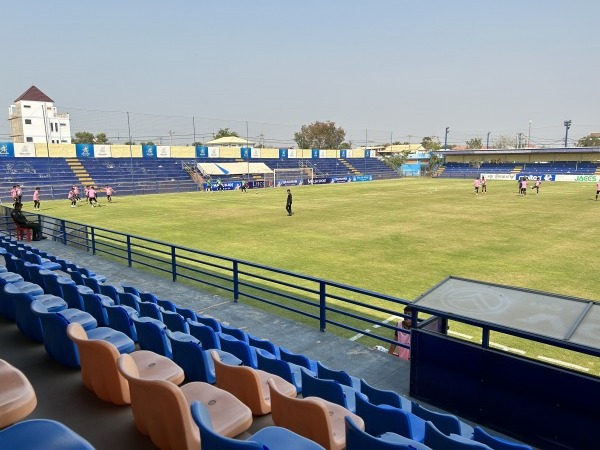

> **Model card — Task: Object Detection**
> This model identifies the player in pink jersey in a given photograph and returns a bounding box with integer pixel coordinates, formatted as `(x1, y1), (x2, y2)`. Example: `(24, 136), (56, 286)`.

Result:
(88, 186), (98, 207)
(72, 185), (80, 201)
(473, 177), (480, 195)
(68, 188), (77, 207)
(532, 177), (541, 194)
(521, 177), (527, 195)
(481, 176), (487, 194)
(388, 305), (413, 360)
(104, 185), (114, 203)
(32, 187), (41, 210)
(596, 181), (600, 201)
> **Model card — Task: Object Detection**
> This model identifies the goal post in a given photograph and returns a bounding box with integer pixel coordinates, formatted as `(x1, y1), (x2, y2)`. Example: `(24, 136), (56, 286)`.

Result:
(273, 167), (313, 187)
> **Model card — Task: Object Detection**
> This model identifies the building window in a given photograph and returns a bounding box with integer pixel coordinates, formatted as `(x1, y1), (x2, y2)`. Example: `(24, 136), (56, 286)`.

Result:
(60, 123), (66, 126)
(24, 105), (31, 108)
(26, 137), (33, 142)
(25, 119), (32, 124)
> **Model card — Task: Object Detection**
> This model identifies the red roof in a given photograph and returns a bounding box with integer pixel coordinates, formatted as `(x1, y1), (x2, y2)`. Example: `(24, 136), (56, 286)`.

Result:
(14, 86), (54, 103)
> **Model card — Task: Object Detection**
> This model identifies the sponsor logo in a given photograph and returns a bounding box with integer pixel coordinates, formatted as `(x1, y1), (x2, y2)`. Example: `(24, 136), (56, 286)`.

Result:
(0, 144), (9, 155)
(575, 175), (598, 182)
(80, 146), (91, 157)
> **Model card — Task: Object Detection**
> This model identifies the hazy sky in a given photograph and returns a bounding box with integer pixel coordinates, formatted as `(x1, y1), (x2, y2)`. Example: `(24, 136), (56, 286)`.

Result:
(3, 0), (599, 148)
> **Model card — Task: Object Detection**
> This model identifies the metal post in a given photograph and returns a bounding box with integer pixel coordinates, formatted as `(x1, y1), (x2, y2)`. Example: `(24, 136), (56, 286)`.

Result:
(486, 132), (490, 149)
(127, 112), (134, 195)
(564, 120), (571, 148)
(246, 121), (250, 184)
(42, 106), (54, 199)
(233, 260), (239, 302)
(171, 246), (177, 282)
(444, 127), (450, 150)
(319, 281), (326, 332)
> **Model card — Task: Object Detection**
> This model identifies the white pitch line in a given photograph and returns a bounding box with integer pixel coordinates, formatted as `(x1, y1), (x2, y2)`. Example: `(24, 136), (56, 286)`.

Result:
(537, 356), (590, 372)
(489, 342), (526, 355)
(448, 330), (474, 340)
(349, 315), (399, 341)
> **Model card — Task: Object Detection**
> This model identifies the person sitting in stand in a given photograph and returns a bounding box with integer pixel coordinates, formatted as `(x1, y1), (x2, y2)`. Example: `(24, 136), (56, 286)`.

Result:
(11, 202), (46, 241)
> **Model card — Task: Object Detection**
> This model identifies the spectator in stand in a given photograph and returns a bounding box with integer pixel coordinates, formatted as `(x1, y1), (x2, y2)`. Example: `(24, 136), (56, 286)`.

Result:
(88, 186), (98, 207)
(388, 305), (412, 360)
(32, 187), (41, 210)
(11, 202), (46, 241)
(68, 188), (77, 207)
(473, 177), (480, 195)
(104, 185), (114, 202)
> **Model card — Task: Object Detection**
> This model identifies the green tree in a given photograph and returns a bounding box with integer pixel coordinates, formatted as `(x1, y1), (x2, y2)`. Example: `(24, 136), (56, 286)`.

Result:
(95, 133), (110, 144)
(427, 153), (444, 175)
(293, 121), (346, 149)
(576, 134), (600, 147)
(339, 142), (351, 149)
(493, 135), (517, 149)
(140, 141), (155, 146)
(192, 142), (203, 146)
(124, 141), (136, 145)
(72, 131), (95, 144)
(466, 138), (483, 149)
(214, 128), (239, 139)
(421, 136), (441, 151)
(383, 151), (411, 171)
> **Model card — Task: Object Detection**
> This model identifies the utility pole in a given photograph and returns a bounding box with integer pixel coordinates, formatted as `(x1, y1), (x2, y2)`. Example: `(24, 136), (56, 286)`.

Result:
(564, 120), (571, 148)
(169, 130), (173, 145)
(444, 127), (449, 150)
(486, 132), (490, 149)
(528, 120), (532, 148)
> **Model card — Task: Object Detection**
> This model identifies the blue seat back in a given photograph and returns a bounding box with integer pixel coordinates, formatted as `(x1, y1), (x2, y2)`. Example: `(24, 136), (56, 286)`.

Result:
(0, 419), (95, 450)
(139, 292), (158, 304)
(162, 310), (189, 333)
(121, 283), (140, 296)
(359, 378), (407, 409)
(174, 306), (196, 321)
(138, 301), (163, 321)
(248, 334), (280, 358)
(167, 331), (215, 383)
(82, 276), (101, 294)
(132, 316), (171, 357)
(98, 284), (120, 303)
(412, 402), (463, 436)
(255, 350), (300, 392)
(194, 314), (221, 332)
(424, 421), (490, 450)
(355, 394), (420, 441)
(105, 305), (138, 341)
(156, 298), (176, 312)
(61, 283), (85, 310)
(118, 292), (141, 313)
(300, 368), (348, 408)
(81, 293), (110, 327)
(35, 311), (80, 368)
(317, 361), (355, 387)
(218, 334), (257, 368)
(280, 347), (318, 373)
(220, 323), (249, 342)
(345, 416), (421, 450)
(473, 427), (533, 450)
(187, 319), (221, 349)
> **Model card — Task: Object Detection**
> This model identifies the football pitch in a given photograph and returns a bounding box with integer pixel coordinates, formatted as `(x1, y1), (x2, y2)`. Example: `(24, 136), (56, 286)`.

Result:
(32, 178), (600, 374)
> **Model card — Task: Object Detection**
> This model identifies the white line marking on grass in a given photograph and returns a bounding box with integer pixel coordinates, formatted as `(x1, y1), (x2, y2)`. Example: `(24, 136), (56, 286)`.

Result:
(198, 300), (230, 312)
(489, 342), (526, 355)
(448, 330), (474, 340)
(350, 315), (399, 341)
(537, 356), (590, 372)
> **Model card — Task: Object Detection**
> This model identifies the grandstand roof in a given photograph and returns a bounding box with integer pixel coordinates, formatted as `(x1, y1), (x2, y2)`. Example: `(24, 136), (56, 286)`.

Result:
(14, 85), (54, 103)
(205, 136), (254, 146)
(414, 276), (600, 354)
(436, 147), (600, 156)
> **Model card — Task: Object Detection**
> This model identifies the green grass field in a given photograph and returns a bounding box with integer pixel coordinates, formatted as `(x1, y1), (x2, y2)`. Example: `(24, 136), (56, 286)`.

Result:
(26, 178), (600, 374)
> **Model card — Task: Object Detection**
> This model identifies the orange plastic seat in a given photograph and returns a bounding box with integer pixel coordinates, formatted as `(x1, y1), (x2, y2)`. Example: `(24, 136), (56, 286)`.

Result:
(268, 378), (365, 450)
(211, 350), (296, 416)
(66, 323), (184, 405)
(117, 353), (252, 450)
(0, 359), (37, 429)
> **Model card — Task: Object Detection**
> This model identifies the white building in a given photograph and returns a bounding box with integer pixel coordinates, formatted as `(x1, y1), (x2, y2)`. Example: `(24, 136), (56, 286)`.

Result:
(8, 86), (71, 144)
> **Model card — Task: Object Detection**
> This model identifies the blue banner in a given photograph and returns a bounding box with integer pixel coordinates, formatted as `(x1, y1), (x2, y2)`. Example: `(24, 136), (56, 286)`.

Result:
(365, 149), (371, 158)
(352, 175), (373, 182)
(311, 149), (320, 159)
(75, 144), (94, 158)
(142, 145), (157, 158)
(279, 148), (288, 159)
(196, 146), (208, 158)
(0, 142), (15, 157)
(340, 149), (347, 159)
(241, 147), (251, 159)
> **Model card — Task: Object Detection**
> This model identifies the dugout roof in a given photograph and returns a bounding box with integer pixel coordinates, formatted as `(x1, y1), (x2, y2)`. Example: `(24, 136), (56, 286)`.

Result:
(413, 276), (600, 353)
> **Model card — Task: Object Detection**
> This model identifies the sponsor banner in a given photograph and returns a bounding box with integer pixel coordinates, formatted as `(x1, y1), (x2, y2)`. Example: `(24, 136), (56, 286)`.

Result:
(516, 173), (554, 182)
(311, 148), (320, 159)
(331, 176), (351, 183)
(288, 149), (297, 158)
(251, 148), (260, 158)
(555, 174), (598, 182)
(481, 173), (516, 181)
(0, 142), (15, 157)
(275, 178), (302, 187)
(365, 149), (372, 158)
(352, 175), (373, 182)
(319, 149), (327, 159)
(279, 148), (289, 159)
(14, 142), (35, 157)
(157, 146), (171, 158)
(241, 147), (251, 159)
(94, 145), (112, 157)
(340, 149), (347, 159)
(346, 149), (353, 158)
(207, 181), (240, 191)
(75, 144), (94, 158)
(196, 146), (209, 158)
(310, 177), (328, 185)
(208, 146), (220, 158)
(142, 145), (157, 157)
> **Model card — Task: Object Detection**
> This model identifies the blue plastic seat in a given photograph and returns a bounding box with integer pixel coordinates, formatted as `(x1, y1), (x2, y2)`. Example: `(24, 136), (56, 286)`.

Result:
(412, 402), (474, 438)
(41, 271), (72, 298)
(218, 333), (258, 368)
(25, 251), (61, 270)
(162, 309), (189, 333)
(188, 319), (222, 349)
(118, 292), (141, 313)
(132, 316), (172, 357)
(82, 275), (102, 293)
(248, 334), (281, 358)
(156, 298), (177, 312)
(472, 427), (533, 450)
(300, 368), (363, 413)
(105, 304), (139, 341)
(139, 292), (159, 303)
(12, 289), (66, 342)
(167, 330), (217, 383)
(355, 393), (426, 442)
(121, 283), (140, 296)
(98, 283), (121, 303)
(0, 419), (94, 450)
(174, 305), (197, 321)
(194, 314), (222, 332)
(81, 293), (115, 327)
(1, 281), (45, 321)
(345, 416), (432, 450)
(220, 323), (249, 342)
(256, 348), (303, 393)
(138, 300), (163, 321)
(60, 282), (90, 310)
(280, 347), (318, 373)
(317, 361), (361, 391)
(360, 378), (412, 411)
(424, 421), (491, 450)
(191, 400), (326, 450)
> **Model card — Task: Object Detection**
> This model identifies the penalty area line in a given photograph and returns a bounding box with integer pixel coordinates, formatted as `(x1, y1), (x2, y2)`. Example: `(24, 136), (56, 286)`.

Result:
(349, 315), (399, 342)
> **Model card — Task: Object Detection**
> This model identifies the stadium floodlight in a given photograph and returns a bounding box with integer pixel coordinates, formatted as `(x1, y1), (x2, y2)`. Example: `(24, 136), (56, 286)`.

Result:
(564, 120), (572, 148)
(444, 127), (450, 150)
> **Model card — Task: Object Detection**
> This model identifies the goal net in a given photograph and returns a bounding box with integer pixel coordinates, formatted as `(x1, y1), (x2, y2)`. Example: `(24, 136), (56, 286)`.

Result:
(273, 167), (313, 187)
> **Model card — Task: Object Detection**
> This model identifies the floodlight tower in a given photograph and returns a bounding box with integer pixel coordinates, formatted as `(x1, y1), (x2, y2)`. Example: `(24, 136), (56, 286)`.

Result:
(563, 120), (572, 148)
(444, 127), (450, 150)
